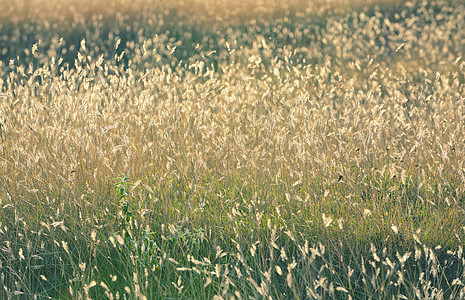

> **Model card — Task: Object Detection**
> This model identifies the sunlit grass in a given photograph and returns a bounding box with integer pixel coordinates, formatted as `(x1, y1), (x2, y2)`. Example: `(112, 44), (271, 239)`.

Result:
(1, 0), (465, 298)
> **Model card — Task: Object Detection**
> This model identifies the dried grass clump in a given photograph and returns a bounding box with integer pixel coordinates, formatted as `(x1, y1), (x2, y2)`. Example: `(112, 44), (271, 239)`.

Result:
(1, 0), (465, 298)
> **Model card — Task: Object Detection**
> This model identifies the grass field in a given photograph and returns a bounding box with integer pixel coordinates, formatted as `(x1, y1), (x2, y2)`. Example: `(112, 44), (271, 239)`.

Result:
(1, 0), (465, 298)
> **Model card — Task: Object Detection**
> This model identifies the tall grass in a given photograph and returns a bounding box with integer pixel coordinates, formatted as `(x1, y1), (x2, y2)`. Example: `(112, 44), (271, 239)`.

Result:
(1, 0), (465, 298)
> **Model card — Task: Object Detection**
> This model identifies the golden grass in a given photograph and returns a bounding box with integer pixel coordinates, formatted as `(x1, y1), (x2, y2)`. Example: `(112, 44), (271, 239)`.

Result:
(1, 0), (465, 298)
(0, 0), (405, 23)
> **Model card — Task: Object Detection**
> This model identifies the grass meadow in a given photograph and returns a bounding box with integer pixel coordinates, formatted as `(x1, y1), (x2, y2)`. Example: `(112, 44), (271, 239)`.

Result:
(1, 0), (465, 298)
